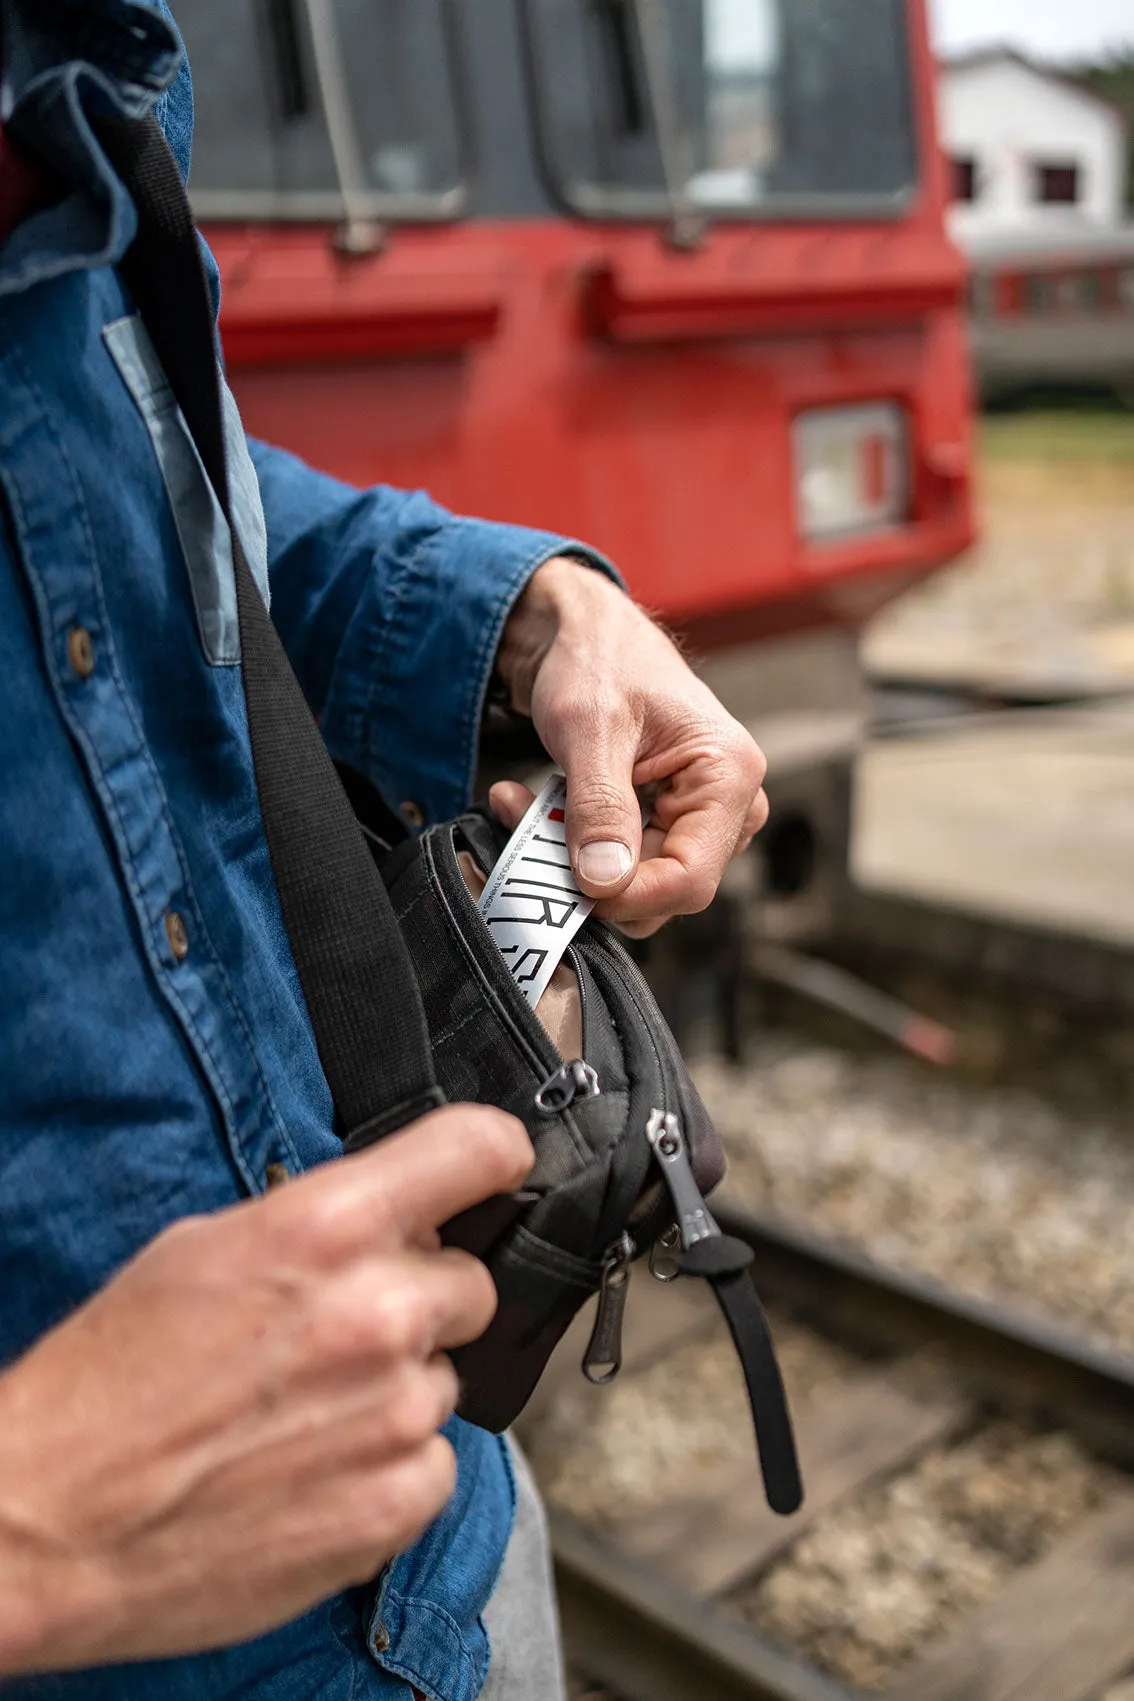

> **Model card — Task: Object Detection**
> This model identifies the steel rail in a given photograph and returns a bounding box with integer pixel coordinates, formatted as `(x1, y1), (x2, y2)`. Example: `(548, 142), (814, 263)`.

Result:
(719, 1203), (1134, 1466)
(553, 1511), (859, 1701)
(554, 1205), (1134, 1699)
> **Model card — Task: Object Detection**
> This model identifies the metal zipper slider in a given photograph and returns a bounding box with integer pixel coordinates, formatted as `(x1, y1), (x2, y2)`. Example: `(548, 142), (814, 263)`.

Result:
(582, 1231), (634, 1384)
(534, 1059), (599, 1114)
(645, 1109), (720, 1250)
(649, 1223), (681, 1282)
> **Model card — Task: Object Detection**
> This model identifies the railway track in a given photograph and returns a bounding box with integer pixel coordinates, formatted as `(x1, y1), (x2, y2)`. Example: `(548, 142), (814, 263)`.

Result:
(520, 1206), (1134, 1701)
(534, 693), (1134, 1698)
(834, 884), (1134, 1031)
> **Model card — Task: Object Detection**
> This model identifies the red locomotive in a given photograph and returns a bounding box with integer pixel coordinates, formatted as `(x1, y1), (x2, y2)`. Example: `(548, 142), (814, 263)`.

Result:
(180, 0), (975, 938)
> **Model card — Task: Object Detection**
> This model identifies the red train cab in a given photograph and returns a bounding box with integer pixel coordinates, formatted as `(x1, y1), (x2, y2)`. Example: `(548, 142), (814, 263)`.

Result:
(179, 0), (976, 936)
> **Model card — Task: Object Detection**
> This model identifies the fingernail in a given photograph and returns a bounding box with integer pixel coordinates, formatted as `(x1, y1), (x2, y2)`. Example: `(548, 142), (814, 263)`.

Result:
(577, 841), (633, 888)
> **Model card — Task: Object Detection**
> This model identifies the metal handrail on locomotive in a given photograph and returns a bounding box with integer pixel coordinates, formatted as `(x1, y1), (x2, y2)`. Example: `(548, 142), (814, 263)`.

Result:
(180, 0), (976, 941)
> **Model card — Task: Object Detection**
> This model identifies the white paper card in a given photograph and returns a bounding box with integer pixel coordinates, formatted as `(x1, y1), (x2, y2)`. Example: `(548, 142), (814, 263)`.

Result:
(477, 773), (594, 1008)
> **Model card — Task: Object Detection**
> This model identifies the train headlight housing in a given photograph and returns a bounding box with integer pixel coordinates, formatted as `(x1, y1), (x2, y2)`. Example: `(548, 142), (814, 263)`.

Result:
(794, 403), (910, 543)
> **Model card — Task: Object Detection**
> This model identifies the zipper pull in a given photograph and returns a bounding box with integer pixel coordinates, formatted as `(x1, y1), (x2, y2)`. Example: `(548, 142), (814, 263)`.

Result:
(645, 1109), (719, 1249)
(645, 1114), (798, 1516)
(534, 1059), (600, 1114)
(582, 1231), (634, 1384)
(646, 1109), (755, 1282)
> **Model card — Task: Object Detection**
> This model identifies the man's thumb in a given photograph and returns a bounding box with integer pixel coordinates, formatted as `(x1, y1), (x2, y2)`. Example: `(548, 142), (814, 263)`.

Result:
(566, 760), (642, 899)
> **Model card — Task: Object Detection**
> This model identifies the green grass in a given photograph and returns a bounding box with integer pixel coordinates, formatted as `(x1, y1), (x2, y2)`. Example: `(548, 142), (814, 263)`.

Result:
(981, 409), (1134, 465)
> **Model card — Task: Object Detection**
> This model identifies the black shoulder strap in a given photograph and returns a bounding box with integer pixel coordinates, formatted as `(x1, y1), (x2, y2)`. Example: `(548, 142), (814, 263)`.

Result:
(94, 111), (442, 1150)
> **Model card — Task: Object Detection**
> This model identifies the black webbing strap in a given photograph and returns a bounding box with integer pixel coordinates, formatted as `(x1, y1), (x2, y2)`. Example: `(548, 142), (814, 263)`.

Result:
(95, 112), (442, 1148)
(712, 1272), (803, 1515)
(678, 1236), (803, 1514)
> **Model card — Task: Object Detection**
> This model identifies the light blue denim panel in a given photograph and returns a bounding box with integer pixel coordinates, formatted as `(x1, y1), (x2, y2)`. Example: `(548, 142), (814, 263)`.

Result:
(223, 373), (271, 611)
(103, 315), (269, 665)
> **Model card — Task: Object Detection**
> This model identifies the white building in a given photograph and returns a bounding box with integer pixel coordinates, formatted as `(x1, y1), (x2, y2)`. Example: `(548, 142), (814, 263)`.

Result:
(939, 49), (1126, 243)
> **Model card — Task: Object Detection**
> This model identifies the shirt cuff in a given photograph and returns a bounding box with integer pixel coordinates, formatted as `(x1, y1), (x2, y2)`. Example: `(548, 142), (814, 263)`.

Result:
(319, 519), (620, 831)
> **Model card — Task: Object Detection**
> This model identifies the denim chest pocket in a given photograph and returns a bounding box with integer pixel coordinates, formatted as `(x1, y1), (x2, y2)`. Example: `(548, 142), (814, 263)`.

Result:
(104, 315), (270, 666)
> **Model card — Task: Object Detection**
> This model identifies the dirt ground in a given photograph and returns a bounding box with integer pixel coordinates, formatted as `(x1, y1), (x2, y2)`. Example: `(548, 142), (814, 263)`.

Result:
(853, 408), (1134, 938)
(863, 411), (1134, 692)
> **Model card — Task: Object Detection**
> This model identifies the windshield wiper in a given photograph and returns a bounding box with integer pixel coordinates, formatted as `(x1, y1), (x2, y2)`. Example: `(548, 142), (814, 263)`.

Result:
(299, 0), (386, 253)
(628, 0), (704, 248)
(266, 0), (310, 122)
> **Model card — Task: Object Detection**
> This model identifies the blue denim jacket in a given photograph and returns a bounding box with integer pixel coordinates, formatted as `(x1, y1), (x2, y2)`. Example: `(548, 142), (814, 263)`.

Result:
(0, 3), (608, 1695)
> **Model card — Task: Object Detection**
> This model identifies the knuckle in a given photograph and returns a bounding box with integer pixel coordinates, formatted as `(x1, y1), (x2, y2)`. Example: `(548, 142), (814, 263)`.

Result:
(617, 916), (667, 940)
(379, 1439), (457, 1546)
(391, 1353), (455, 1449)
(460, 1106), (533, 1189)
(434, 1357), (461, 1422)
(722, 724), (767, 791)
(570, 772), (631, 826)
(381, 1367), (446, 1453)
(432, 1247), (496, 1338)
(276, 1186), (360, 1264)
(545, 683), (608, 740)
(683, 870), (717, 914)
(421, 1435), (459, 1511)
(309, 1286), (393, 1367)
(365, 1280), (428, 1362)
(459, 1255), (499, 1336)
(748, 789), (771, 834)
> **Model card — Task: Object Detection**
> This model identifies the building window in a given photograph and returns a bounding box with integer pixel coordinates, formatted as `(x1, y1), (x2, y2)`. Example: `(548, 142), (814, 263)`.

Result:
(1024, 273), (1056, 313)
(1033, 161), (1080, 205)
(1071, 272), (1101, 309)
(951, 155), (978, 202)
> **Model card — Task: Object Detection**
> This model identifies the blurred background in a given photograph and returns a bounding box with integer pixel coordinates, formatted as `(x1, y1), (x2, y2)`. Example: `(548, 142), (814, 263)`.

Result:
(178, 1), (1134, 1695)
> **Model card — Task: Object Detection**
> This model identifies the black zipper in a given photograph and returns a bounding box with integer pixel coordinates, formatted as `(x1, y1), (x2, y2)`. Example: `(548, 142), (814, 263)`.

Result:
(428, 827), (566, 1082)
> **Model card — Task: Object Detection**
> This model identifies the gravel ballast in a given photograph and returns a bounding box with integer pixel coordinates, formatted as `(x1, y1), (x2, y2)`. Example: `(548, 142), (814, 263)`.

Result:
(693, 1037), (1134, 1357)
(526, 1309), (858, 1532)
(732, 1417), (1117, 1691)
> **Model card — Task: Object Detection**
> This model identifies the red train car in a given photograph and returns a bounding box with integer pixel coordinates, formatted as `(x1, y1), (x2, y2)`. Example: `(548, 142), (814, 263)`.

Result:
(967, 229), (1134, 401)
(180, 0), (975, 937)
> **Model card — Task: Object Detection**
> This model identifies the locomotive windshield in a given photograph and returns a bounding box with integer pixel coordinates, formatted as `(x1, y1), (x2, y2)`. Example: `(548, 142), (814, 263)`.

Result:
(179, 0), (916, 224)
(178, 0), (466, 218)
(523, 0), (918, 217)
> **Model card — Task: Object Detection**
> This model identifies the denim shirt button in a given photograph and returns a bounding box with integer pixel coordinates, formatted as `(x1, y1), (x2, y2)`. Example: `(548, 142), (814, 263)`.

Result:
(400, 800), (426, 829)
(265, 1162), (290, 1189)
(67, 625), (95, 679)
(370, 1620), (391, 1654)
(164, 910), (190, 962)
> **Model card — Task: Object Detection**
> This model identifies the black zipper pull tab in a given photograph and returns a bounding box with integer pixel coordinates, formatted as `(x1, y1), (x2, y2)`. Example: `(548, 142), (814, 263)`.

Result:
(582, 1231), (634, 1384)
(645, 1110), (802, 1516)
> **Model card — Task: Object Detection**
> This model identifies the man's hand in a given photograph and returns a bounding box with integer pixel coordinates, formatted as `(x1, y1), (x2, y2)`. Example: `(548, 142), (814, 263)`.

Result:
(492, 557), (768, 938)
(0, 1107), (532, 1675)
